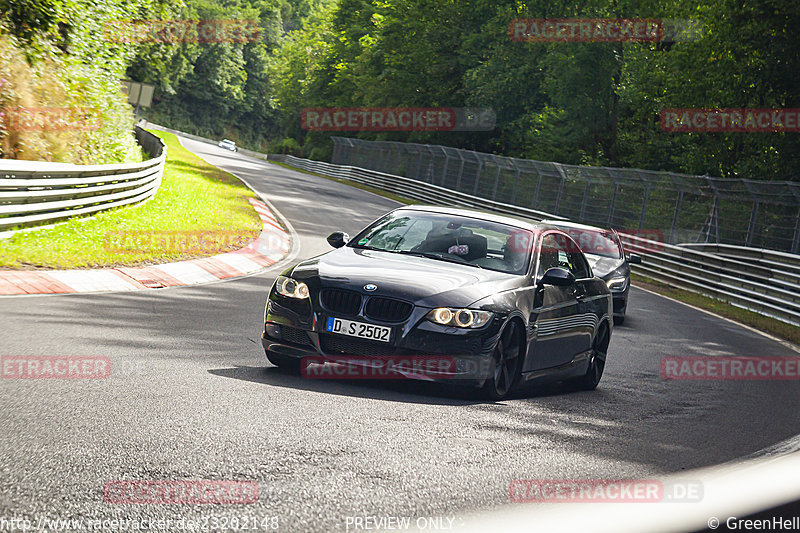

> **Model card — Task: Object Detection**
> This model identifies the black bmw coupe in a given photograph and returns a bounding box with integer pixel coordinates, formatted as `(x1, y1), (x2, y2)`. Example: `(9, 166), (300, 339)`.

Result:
(262, 206), (613, 399)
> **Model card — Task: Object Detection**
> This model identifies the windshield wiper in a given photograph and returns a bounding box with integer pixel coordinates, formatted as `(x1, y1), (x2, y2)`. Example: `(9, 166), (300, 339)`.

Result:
(349, 243), (382, 251)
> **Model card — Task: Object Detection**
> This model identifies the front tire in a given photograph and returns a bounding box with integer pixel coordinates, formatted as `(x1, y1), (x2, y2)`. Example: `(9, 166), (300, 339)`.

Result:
(570, 323), (610, 391)
(266, 351), (301, 372)
(479, 320), (523, 400)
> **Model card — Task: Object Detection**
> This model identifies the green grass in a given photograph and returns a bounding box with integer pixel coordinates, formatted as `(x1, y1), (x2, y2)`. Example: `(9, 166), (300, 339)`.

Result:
(268, 161), (416, 205)
(0, 130), (262, 269)
(631, 273), (800, 346)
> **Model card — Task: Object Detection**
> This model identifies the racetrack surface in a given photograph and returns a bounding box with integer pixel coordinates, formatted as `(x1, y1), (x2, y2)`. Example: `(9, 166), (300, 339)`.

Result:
(1, 136), (799, 531)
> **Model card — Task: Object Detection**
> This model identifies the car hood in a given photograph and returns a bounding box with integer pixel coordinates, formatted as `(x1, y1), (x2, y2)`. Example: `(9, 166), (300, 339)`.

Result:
(586, 254), (625, 278)
(289, 247), (525, 308)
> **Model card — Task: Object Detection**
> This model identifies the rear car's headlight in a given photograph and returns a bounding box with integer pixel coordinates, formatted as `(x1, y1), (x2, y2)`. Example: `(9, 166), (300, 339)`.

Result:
(427, 308), (493, 328)
(274, 276), (310, 299)
(606, 276), (627, 290)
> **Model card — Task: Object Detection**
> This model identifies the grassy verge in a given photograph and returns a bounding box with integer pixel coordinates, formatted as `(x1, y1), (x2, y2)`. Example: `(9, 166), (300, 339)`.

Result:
(0, 130), (262, 269)
(631, 273), (800, 346)
(268, 160), (416, 205)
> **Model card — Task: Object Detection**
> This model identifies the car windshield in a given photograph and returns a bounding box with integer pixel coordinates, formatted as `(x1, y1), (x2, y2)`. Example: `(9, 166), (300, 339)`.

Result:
(349, 210), (534, 275)
(557, 227), (622, 259)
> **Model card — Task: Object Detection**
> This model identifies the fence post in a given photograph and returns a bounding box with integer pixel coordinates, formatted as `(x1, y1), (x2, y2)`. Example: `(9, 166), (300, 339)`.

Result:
(746, 201), (759, 246)
(473, 158), (484, 195)
(440, 148), (449, 187)
(792, 206), (800, 254)
(578, 179), (590, 221)
(607, 183), (618, 226)
(510, 160), (521, 205)
(531, 168), (543, 210)
(456, 152), (465, 190)
(427, 145), (437, 183)
(491, 158), (503, 200)
(376, 144), (386, 171)
(392, 142), (402, 174)
(416, 146), (425, 180)
(638, 184), (651, 231)
(669, 190), (684, 244)
(553, 163), (567, 214)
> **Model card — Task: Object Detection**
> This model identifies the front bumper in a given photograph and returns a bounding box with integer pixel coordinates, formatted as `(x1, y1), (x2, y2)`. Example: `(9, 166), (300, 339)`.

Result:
(611, 293), (627, 317)
(608, 283), (629, 317)
(262, 297), (499, 382)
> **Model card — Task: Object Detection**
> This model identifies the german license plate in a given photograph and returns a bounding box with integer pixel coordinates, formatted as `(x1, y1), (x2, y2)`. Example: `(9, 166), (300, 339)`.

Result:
(326, 317), (391, 343)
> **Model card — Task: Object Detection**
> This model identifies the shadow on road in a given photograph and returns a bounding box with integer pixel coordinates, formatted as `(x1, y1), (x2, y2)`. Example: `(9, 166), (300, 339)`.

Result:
(208, 364), (490, 406)
(207, 362), (594, 406)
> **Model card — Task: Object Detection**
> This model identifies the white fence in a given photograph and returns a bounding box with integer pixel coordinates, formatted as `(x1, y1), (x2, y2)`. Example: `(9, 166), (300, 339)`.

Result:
(0, 126), (166, 232)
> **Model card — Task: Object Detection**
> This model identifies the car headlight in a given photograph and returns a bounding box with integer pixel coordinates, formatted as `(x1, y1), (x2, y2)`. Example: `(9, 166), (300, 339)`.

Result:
(274, 276), (310, 299)
(606, 276), (627, 290)
(427, 308), (493, 328)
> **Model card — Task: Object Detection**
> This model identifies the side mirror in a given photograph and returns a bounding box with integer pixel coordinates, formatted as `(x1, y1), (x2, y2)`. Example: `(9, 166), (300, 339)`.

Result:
(627, 253), (642, 264)
(327, 231), (350, 249)
(538, 267), (576, 287)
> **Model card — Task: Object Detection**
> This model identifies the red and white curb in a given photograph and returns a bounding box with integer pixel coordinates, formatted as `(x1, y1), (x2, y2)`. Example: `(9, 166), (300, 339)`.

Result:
(0, 198), (290, 295)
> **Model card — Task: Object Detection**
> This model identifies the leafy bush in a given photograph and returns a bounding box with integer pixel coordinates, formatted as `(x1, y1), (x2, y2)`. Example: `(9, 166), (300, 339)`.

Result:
(271, 136), (302, 156)
(0, 20), (141, 163)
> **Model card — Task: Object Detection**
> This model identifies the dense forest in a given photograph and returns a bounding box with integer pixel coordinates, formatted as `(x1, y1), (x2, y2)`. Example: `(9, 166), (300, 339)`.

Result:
(1, 0), (798, 180)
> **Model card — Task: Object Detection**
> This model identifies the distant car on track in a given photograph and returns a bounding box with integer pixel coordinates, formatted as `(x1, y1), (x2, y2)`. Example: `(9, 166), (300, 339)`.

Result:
(218, 139), (238, 152)
(540, 220), (641, 325)
(261, 206), (614, 399)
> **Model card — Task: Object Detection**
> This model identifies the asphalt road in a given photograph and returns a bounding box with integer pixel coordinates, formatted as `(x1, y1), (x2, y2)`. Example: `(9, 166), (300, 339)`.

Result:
(1, 136), (799, 532)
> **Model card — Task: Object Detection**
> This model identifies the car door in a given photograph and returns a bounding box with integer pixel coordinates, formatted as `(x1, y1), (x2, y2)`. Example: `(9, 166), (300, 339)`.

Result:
(526, 232), (586, 371)
(561, 236), (597, 360)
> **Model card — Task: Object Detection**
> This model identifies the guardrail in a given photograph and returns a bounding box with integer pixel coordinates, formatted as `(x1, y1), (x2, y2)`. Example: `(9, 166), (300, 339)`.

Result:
(269, 153), (800, 327)
(0, 126), (166, 233)
(620, 234), (800, 326)
(681, 243), (800, 277)
(270, 154), (565, 222)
